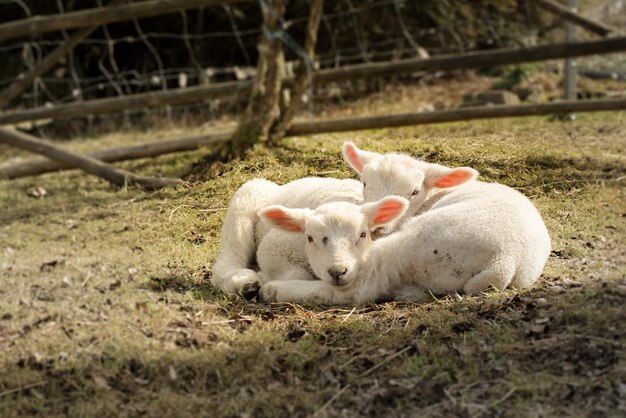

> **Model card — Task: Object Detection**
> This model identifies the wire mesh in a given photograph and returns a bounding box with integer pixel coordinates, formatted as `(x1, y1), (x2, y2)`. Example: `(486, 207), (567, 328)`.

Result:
(0, 0), (622, 128)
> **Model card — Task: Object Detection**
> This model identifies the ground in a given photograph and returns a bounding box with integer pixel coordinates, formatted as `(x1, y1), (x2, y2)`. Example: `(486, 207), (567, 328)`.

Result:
(0, 79), (625, 417)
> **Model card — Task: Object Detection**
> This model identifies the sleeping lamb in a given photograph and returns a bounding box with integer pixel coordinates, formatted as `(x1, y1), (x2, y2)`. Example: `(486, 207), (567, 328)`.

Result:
(341, 141), (552, 291)
(211, 177), (362, 296)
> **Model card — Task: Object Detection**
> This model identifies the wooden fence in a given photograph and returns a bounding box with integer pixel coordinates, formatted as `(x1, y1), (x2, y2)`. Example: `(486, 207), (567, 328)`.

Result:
(0, 0), (624, 187)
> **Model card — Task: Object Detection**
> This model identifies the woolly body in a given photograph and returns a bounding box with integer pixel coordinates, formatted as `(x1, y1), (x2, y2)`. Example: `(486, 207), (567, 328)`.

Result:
(211, 177), (363, 295)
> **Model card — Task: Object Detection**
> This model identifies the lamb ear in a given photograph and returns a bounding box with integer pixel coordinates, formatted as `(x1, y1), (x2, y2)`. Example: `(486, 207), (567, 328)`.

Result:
(342, 141), (381, 174)
(424, 166), (478, 189)
(259, 206), (312, 233)
(362, 196), (409, 227)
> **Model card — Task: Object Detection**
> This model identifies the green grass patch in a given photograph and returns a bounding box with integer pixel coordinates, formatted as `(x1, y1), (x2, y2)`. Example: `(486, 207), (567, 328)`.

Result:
(0, 112), (624, 417)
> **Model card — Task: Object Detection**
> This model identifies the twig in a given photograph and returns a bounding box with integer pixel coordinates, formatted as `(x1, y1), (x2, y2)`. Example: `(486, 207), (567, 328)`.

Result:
(315, 308), (360, 316)
(339, 355), (362, 370)
(356, 345), (413, 379)
(198, 207), (228, 213)
(169, 204), (192, 222)
(311, 384), (351, 417)
(0, 381), (47, 398)
(201, 316), (253, 326)
(340, 307), (356, 323)
(490, 387), (517, 408)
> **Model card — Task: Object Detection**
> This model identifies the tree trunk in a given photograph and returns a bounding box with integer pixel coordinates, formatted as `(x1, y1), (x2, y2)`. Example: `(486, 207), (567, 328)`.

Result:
(270, 0), (324, 142)
(215, 0), (288, 161)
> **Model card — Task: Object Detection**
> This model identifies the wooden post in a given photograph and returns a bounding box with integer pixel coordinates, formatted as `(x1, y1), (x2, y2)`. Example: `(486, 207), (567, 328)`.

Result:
(286, 98), (626, 136)
(528, 0), (615, 36)
(563, 0), (578, 120)
(0, 80), (247, 125)
(219, 0), (288, 160)
(270, 0), (324, 141)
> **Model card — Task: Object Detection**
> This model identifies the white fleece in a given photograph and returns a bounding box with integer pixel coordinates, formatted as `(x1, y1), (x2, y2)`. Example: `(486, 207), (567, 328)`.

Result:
(211, 177), (362, 295)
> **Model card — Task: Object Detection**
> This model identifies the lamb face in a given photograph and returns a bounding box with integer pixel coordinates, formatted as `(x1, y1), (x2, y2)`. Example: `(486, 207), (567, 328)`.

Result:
(303, 204), (371, 286)
(212, 176), (363, 296)
(260, 197), (408, 288)
(343, 142), (478, 231)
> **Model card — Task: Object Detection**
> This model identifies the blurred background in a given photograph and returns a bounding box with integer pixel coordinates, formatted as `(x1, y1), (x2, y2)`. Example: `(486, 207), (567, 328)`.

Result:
(0, 0), (624, 138)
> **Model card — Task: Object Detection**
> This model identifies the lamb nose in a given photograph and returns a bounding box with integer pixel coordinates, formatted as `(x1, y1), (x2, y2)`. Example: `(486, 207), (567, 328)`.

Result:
(328, 267), (348, 282)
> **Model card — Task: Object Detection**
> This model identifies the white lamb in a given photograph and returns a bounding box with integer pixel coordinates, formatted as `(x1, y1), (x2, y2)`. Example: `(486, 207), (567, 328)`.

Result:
(258, 157), (551, 304)
(341, 141), (552, 291)
(211, 176), (363, 297)
(342, 141), (481, 232)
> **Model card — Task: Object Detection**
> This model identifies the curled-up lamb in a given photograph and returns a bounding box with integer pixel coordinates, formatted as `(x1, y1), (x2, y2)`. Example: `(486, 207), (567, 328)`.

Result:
(341, 142), (552, 291)
(258, 165), (551, 304)
(258, 197), (410, 304)
(211, 177), (362, 297)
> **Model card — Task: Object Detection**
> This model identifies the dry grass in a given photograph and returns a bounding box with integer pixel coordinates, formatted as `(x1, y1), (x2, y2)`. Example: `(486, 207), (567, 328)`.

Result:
(0, 81), (625, 417)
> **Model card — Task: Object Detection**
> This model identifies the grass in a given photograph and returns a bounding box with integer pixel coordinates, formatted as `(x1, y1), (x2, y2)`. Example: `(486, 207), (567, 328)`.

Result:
(0, 88), (625, 416)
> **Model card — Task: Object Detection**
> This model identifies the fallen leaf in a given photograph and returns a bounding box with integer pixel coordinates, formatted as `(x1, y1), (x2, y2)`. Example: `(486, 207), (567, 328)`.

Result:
(168, 365), (177, 381)
(40, 260), (62, 272)
(527, 324), (547, 335)
(28, 187), (47, 198)
(93, 376), (109, 389)
(560, 278), (581, 288)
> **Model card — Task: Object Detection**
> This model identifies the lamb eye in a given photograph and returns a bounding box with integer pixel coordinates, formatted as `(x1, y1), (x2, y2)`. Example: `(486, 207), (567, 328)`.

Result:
(360, 231), (367, 239)
(322, 237), (329, 245)
(411, 187), (420, 196)
(307, 236), (314, 243)
(363, 183), (366, 189)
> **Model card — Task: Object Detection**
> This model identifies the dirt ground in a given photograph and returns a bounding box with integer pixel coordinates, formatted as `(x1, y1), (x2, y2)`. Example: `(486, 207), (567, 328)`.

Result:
(0, 78), (625, 417)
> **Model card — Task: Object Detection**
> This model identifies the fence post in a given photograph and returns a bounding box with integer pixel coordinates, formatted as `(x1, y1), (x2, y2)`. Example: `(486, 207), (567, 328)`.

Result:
(563, 0), (578, 120)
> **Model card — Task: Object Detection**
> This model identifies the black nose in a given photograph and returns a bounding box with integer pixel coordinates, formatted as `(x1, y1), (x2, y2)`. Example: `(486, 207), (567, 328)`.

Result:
(328, 267), (348, 283)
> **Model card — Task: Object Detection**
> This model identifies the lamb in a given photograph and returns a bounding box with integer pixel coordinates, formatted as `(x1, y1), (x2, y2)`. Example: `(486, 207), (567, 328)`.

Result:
(341, 142), (552, 290)
(257, 149), (552, 304)
(258, 197), (410, 304)
(210, 176), (363, 296)
(342, 141), (480, 232)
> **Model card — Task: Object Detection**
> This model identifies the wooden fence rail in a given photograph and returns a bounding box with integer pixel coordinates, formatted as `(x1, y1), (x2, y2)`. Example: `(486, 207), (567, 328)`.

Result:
(0, 0), (254, 42)
(287, 97), (626, 135)
(0, 131), (229, 179)
(528, 0), (616, 36)
(2, 97), (624, 179)
(2, 35), (626, 126)
(0, 80), (248, 126)
(0, 127), (185, 188)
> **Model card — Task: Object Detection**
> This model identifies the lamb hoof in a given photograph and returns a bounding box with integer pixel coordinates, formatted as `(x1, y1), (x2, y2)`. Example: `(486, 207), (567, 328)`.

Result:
(258, 283), (277, 303)
(241, 281), (261, 301)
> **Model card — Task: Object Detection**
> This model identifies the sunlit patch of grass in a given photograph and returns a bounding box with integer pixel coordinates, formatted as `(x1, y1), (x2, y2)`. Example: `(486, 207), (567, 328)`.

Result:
(0, 109), (625, 416)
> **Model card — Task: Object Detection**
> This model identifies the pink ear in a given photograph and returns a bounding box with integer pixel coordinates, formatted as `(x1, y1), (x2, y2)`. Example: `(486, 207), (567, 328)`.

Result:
(432, 168), (477, 188)
(343, 142), (364, 173)
(373, 199), (406, 225)
(263, 208), (303, 232)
